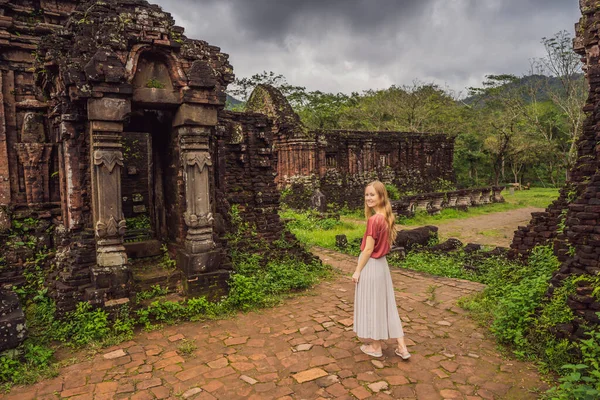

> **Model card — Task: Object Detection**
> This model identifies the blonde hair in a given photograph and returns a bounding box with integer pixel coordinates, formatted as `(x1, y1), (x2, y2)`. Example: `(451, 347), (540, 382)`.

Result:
(364, 181), (397, 244)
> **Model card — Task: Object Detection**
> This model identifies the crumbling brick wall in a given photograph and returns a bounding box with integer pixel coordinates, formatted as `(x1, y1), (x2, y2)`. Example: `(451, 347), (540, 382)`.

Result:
(0, 0), (311, 319)
(246, 85), (455, 210)
(216, 110), (311, 261)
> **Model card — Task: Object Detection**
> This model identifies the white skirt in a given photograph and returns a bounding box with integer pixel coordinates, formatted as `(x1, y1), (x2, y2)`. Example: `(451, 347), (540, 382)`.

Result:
(353, 255), (404, 340)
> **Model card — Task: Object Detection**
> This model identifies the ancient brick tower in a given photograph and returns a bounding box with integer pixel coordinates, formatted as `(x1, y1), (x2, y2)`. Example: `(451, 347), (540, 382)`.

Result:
(0, 0), (302, 313)
(510, 0), (600, 334)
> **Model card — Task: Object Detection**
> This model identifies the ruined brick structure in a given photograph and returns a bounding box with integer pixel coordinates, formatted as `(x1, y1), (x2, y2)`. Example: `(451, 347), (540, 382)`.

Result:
(0, 0), (307, 323)
(511, 0), (600, 335)
(246, 85), (456, 209)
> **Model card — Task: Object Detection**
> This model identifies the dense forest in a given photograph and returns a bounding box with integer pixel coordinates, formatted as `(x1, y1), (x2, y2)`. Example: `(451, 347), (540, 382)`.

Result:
(227, 31), (586, 189)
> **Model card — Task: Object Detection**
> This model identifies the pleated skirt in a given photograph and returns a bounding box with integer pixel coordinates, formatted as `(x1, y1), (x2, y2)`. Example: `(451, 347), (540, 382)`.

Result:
(353, 255), (404, 340)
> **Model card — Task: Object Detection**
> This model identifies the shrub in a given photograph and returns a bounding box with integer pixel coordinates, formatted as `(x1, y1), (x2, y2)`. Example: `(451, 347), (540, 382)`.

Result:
(55, 302), (110, 346)
(385, 184), (400, 200)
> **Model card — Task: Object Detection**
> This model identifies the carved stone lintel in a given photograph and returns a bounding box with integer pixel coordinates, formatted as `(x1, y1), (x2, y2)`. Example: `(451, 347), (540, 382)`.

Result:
(94, 150), (124, 173)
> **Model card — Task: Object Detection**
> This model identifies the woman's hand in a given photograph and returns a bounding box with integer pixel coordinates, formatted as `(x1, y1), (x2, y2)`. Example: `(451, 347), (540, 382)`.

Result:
(352, 271), (360, 284)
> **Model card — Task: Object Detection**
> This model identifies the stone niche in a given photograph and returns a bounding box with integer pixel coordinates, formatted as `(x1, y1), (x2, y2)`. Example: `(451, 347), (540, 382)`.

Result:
(132, 53), (180, 106)
(0, 0), (310, 323)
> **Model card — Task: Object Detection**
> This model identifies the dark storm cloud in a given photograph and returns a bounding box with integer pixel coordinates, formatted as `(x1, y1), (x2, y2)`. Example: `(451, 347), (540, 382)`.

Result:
(151, 0), (581, 96)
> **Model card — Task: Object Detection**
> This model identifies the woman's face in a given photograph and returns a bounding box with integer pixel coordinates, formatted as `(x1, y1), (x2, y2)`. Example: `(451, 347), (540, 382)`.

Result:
(365, 185), (381, 209)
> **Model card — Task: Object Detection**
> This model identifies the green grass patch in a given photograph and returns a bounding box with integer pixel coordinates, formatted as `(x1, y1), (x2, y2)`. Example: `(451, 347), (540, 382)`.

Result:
(388, 251), (483, 281)
(281, 209), (365, 250)
(503, 187), (561, 208)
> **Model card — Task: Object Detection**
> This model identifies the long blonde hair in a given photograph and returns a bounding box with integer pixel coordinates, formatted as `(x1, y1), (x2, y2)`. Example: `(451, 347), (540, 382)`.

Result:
(364, 181), (397, 244)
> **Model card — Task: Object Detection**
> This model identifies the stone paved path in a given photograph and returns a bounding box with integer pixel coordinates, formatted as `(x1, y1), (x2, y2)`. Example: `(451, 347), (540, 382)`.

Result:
(7, 248), (546, 400)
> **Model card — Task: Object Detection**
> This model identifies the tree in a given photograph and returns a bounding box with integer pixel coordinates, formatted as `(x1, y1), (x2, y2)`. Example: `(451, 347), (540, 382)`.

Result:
(468, 75), (527, 185)
(535, 31), (587, 178)
(226, 70), (307, 107)
(295, 91), (355, 130)
(334, 82), (465, 134)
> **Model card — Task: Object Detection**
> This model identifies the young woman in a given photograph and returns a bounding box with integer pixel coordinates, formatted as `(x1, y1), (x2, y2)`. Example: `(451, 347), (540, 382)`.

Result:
(352, 181), (411, 359)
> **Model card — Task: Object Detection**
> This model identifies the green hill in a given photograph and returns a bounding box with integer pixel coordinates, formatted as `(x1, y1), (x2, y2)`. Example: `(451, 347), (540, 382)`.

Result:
(462, 74), (584, 105)
(226, 94), (244, 110)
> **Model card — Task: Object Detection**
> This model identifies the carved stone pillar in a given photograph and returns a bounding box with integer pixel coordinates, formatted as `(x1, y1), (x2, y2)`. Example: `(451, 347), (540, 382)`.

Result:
(92, 133), (127, 265)
(59, 119), (84, 230)
(88, 98), (130, 297)
(173, 104), (226, 296)
(180, 128), (215, 254)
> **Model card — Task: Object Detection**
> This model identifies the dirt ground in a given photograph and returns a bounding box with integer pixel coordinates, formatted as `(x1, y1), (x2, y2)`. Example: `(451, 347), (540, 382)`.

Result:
(412, 207), (543, 248)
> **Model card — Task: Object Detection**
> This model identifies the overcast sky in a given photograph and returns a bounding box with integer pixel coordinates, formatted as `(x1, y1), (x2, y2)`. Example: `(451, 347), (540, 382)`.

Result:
(152, 0), (581, 98)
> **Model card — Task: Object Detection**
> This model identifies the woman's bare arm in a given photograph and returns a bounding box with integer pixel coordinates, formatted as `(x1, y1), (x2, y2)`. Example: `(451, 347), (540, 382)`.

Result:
(352, 236), (374, 283)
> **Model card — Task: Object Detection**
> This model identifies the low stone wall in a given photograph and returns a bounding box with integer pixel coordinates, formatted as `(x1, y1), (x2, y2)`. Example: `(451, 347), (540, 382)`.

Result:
(391, 186), (505, 217)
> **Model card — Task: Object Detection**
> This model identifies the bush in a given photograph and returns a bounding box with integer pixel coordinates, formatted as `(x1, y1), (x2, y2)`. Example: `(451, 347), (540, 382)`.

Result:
(385, 184), (400, 200)
(547, 327), (600, 400)
(55, 302), (110, 346)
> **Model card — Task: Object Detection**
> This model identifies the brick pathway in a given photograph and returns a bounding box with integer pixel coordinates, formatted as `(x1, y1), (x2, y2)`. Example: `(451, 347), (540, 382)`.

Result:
(7, 248), (546, 399)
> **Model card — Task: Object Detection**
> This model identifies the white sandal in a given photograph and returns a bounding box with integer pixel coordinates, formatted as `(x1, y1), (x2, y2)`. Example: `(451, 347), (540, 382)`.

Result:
(360, 344), (382, 357)
(395, 347), (411, 360)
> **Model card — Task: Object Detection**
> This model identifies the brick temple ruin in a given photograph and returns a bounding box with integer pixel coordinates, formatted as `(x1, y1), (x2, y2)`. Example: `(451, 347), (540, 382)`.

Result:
(511, 0), (600, 335)
(0, 0), (309, 345)
(246, 85), (456, 209)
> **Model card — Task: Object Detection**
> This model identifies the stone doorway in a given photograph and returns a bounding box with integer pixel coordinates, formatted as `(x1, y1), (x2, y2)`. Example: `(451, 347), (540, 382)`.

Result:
(121, 110), (176, 259)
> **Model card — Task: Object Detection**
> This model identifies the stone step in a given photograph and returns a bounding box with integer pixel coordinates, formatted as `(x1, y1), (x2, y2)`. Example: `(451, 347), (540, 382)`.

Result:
(131, 257), (182, 294)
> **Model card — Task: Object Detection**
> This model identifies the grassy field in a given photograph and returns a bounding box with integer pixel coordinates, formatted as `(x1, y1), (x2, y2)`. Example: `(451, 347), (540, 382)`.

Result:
(280, 209), (365, 250)
(282, 187), (559, 250)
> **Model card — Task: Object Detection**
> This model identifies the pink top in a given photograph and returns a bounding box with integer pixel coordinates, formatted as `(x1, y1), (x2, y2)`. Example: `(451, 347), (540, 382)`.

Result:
(360, 214), (391, 258)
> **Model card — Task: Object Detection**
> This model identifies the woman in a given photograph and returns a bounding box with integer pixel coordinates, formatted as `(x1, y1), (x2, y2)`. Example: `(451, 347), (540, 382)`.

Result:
(352, 181), (411, 359)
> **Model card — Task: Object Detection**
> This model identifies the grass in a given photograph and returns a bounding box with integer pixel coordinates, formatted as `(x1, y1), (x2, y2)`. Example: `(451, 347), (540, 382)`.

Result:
(283, 188), (559, 253)
(280, 209), (365, 249)
(478, 229), (506, 238)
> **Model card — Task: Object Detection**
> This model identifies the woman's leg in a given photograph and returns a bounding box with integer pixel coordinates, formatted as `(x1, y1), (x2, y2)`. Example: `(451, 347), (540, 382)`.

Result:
(396, 337), (410, 357)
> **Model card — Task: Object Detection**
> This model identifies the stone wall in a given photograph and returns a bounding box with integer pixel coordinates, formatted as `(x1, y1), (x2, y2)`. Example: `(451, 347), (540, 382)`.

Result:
(246, 85), (455, 210)
(510, 0), (600, 335)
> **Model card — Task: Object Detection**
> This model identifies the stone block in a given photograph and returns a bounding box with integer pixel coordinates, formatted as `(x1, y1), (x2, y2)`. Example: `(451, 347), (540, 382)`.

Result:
(173, 104), (217, 127)
(0, 289), (27, 351)
(183, 270), (231, 300)
(88, 98), (131, 121)
(90, 264), (131, 292)
(0, 206), (10, 233)
(177, 249), (223, 276)
(91, 121), (123, 132)
(124, 240), (162, 258)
